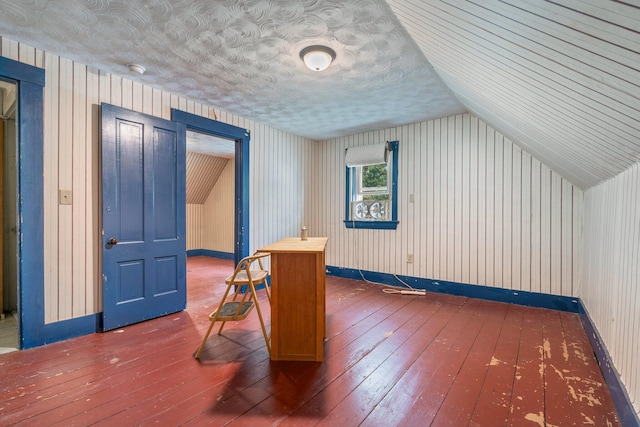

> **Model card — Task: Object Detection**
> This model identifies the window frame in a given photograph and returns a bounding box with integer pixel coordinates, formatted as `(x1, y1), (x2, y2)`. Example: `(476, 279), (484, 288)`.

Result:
(344, 140), (399, 230)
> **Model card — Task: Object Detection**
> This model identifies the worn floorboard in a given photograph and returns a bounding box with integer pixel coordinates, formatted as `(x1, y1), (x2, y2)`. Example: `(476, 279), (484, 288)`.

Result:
(0, 256), (621, 426)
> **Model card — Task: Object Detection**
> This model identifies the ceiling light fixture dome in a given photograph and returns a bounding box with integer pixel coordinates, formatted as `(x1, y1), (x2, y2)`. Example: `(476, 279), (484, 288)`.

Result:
(300, 45), (336, 71)
(127, 63), (146, 74)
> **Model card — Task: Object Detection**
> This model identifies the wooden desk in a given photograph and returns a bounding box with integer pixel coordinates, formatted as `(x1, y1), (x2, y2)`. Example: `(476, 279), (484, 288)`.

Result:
(259, 237), (328, 362)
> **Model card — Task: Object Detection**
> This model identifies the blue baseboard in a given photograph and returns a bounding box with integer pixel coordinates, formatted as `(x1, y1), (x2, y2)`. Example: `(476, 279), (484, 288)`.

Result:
(326, 266), (581, 312)
(29, 314), (99, 348)
(187, 249), (234, 260)
(579, 306), (640, 427)
(326, 265), (639, 425)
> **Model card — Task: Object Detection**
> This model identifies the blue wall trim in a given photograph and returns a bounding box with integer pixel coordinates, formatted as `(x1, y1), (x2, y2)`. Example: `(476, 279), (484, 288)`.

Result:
(0, 57), (46, 349)
(171, 109), (250, 265)
(0, 56), (45, 86)
(579, 307), (640, 427)
(326, 265), (581, 312)
(187, 249), (234, 260)
(43, 315), (100, 345)
(344, 220), (399, 229)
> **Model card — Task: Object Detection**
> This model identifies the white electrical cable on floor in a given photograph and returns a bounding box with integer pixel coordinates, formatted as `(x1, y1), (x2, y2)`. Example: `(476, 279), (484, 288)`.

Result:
(350, 223), (425, 296)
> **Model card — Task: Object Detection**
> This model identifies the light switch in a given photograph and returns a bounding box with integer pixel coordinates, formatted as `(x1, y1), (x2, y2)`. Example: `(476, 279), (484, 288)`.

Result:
(59, 189), (72, 205)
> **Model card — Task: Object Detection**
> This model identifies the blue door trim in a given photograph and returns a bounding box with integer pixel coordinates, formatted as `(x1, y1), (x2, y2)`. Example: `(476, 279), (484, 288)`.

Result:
(0, 57), (45, 349)
(170, 109), (250, 264)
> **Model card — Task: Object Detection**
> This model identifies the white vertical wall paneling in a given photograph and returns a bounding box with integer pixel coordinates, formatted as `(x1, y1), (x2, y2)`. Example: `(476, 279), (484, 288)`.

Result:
(550, 171), (562, 296)
(432, 120), (442, 279)
(451, 117), (462, 282)
(493, 131), (504, 288)
(186, 204), (203, 250)
(72, 61), (87, 317)
(43, 51), (59, 322)
(311, 114), (582, 298)
(561, 180), (573, 297)
(520, 151), (531, 292)
(120, 78), (132, 110)
(540, 165), (552, 295)
(476, 119), (486, 285)
(461, 115), (471, 284)
(503, 134), (513, 289)
(485, 126), (495, 286)
(530, 158), (541, 294)
(58, 56), (73, 320)
(1, 37), (18, 59)
(583, 162), (640, 417)
(468, 116), (478, 284)
(510, 144), (522, 290)
(86, 66), (99, 313)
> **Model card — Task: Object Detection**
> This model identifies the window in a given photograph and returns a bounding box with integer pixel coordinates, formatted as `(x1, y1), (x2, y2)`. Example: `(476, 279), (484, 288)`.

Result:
(345, 141), (398, 229)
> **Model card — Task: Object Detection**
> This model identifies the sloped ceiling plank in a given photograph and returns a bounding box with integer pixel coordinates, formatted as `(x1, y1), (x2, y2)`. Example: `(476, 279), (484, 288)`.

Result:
(470, 1), (638, 94)
(387, 0), (640, 189)
(565, 0), (640, 33)
(483, 0), (640, 101)
(506, 1), (640, 61)
(420, 0), (638, 144)
(423, 12), (640, 166)
(392, 3), (629, 186)
(186, 152), (229, 204)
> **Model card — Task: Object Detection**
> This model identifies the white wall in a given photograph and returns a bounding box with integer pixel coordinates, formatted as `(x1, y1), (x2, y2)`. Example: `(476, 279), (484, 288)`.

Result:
(583, 163), (640, 416)
(310, 114), (583, 296)
(0, 36), (313, 323)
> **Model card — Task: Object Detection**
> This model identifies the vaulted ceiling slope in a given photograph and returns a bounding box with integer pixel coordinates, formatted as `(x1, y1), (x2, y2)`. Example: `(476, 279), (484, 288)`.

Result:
(387, 0), (640, 190)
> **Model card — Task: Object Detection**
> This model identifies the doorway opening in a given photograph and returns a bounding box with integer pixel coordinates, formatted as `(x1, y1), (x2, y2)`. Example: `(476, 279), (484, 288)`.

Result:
(0, 79), (18, 353)
(185, 131), (236, 258)
(171, 109), (250, 266)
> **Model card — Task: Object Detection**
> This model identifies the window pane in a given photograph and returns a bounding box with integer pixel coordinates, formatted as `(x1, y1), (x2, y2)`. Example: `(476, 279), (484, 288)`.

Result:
(345, 141), (398, 229)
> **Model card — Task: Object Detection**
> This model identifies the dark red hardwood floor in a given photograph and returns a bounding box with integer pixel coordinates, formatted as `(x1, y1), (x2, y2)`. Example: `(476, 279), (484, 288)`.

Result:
(0, 256), (621, 426)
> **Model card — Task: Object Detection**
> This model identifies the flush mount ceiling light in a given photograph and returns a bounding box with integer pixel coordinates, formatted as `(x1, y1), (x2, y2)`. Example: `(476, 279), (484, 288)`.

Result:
(300, 45), (336, 71)
(127, 63), (146, 74)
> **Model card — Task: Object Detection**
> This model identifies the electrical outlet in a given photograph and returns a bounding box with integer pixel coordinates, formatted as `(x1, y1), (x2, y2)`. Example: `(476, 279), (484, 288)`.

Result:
(407, 254), (413, 263)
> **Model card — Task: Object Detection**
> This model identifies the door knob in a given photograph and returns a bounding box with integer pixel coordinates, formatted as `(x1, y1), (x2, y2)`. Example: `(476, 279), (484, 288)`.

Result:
(108, 237), (118, 245)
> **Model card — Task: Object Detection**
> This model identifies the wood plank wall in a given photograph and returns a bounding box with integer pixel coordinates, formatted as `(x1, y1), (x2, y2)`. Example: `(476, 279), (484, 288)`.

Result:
(186, 204), (203, 250)
(202, 159), (234, 253)
(0, 36), (312, 323)
(186, 152), (228, 204)
(583, 163), (640, 416)
(310, 114), (583, 297)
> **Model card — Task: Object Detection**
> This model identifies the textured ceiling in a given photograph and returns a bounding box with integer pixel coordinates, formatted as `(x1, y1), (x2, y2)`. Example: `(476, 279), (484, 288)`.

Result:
(0, 0), (465, 140)
(187, 131), (235, 158)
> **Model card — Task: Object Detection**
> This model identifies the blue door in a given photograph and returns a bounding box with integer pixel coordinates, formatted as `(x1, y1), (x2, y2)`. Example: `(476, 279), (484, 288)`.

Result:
(101, 103), (186, 331)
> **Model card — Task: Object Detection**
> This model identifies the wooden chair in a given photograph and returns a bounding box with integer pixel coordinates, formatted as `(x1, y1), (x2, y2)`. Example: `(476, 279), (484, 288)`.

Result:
(194, 252), (271, 359)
